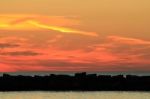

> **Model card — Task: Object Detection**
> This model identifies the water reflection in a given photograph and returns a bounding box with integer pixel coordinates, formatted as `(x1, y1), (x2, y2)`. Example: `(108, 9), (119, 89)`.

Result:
(0, 91), (150, 99)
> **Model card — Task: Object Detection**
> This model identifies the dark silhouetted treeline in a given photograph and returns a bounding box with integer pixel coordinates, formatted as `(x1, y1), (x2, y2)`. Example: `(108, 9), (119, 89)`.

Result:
(0, 72), (150, 91)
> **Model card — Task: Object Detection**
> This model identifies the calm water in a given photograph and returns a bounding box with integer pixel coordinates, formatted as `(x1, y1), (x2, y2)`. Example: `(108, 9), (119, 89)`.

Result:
(0, 91), (149, 99)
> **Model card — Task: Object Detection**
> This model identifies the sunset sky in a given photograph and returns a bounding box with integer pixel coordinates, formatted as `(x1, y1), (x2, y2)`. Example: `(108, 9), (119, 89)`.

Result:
(0, 0), (150, 72)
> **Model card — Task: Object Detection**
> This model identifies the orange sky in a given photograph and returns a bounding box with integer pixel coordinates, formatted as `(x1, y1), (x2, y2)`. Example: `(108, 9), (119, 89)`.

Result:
(0, 0), (150, 72)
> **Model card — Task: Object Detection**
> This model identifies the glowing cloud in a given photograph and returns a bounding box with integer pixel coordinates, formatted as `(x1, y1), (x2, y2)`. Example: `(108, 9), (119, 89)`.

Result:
(0, 14), (98, 37)
(28, 20), (98, 37)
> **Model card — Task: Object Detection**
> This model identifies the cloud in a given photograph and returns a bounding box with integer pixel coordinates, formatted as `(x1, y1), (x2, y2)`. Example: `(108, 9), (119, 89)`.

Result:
(91, 35), (150, 64)
(0, 14), (98, 37)
(0, 35), (150, 72)
(28, 20), (98, 37)
(0, 36), (40, 57)
(0, 37), (29, 50)
(0, 14), (79, 25)
(0, 43), (19, 49)
(107, 36), (150, 45)
(47, 35), (63, 43)
(0, 63), (17, 72)
(0, 51), (40, 56)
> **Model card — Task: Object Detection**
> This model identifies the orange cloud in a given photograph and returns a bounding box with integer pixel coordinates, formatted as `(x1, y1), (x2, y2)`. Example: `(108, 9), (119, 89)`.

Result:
(0, 35), (150, 72)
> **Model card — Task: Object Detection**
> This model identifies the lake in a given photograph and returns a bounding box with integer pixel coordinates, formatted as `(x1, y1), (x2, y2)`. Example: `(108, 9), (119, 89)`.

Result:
(0, 91), (149, 99)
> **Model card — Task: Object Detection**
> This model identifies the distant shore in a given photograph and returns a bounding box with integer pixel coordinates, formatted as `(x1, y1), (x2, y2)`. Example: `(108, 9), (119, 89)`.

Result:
(1, 71), (150, 76)
(0, 72), (150, 91)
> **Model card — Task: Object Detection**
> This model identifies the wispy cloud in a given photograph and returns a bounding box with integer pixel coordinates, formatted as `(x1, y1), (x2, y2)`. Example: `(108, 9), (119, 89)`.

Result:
(28, 20), (98, 37)
(0, 51), (40, 56)
(0, 43), (19, 49)
(107, 36), (150, 45)
(0, 14), (98, 37)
